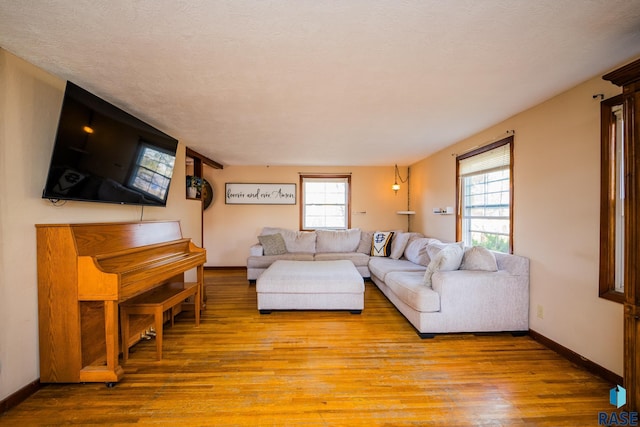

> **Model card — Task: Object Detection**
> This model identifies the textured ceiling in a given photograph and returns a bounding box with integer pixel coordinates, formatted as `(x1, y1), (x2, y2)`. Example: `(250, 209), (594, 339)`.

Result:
(2, 1), (640, 166)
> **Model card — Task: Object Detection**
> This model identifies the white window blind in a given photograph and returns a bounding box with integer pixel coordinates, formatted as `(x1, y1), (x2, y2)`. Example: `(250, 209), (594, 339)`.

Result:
(459, 143), (511, 177)
(457, 139), (512, 253)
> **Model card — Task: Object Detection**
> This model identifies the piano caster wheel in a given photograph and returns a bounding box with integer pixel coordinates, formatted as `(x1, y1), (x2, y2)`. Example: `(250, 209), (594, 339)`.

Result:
(105, 382), (116, 388)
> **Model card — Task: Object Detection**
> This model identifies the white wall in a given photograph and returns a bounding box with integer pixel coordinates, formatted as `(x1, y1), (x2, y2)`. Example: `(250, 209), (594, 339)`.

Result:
(409, 62), (633, 376)
(0, 49), (202, 401)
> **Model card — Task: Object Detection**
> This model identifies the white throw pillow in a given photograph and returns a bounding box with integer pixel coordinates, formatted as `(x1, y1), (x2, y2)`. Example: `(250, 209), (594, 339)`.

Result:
(425, 241), (464, 260)
(404, 237), (430, 265)
(460, 246), (498, 271)
(389, 232), (412, 260)
(315, 229), (361, 253)
(404, 237), (442, 265)
(423, 244), (464, 286)
(370, 231), (394, 257)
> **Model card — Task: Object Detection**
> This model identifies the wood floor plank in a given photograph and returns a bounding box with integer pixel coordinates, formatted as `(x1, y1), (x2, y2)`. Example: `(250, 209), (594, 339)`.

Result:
(1, 269), (615, 426)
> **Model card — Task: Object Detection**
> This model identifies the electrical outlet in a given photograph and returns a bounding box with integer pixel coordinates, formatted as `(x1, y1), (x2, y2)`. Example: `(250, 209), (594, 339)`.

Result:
(537, 305), (544, 319)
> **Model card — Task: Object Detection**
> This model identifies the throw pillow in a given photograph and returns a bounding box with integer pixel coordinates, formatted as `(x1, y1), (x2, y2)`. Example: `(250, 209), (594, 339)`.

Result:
(258, 233), (287, 256)
(425, 241), (464, 260)
(390, 232), (412, 260)
(423, 244), (464, 286)
(370, 231), (394, 257)
(357, 230), (374, 254)
(404, 237), (434, 266)
(460, 246), (498, 271)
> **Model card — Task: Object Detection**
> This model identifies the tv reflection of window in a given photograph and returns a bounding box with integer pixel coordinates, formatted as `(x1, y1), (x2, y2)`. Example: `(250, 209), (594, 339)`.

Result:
(129, 143), (176, 201)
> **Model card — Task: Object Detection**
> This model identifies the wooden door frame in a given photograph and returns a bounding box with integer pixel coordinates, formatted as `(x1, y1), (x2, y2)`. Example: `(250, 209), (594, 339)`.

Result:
(603, 58), (640, 412)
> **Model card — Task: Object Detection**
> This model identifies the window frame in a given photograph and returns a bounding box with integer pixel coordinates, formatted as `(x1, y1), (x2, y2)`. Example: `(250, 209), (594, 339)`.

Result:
(299, 174), (351, 230)
(127, 142), (176, 202)
(599, 94), (625, 304)
(456, 136), (514, 253)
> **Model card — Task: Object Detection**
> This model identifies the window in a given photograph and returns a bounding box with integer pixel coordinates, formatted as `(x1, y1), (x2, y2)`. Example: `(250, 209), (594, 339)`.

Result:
(129, 143), (176, 201)
(456, 137), (513, 253)
(300, 175), (351, 230)
(599, 94), (625, 303)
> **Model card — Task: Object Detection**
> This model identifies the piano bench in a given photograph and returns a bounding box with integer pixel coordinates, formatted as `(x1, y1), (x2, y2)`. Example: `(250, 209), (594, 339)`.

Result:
(120, 282), (201, 362)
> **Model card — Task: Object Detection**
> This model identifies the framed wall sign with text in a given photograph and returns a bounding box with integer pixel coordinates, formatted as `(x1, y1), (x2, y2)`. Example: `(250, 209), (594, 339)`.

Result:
(225, 183), (296, 205)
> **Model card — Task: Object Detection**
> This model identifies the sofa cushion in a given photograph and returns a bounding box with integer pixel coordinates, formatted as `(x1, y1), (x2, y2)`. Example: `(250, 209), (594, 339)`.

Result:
(371, 231), (394, 257)
(316, 229), (361, 253)
(314, 252), (370, 267)
(385, 271), (440, 312)
(425, 241), (464, 259)
(258, 233), (287, 256)
(389, 232), (412, 260)
(261, 227), (316, 253)
(247, 253), (315, 268)
(369, 257), (427, 281)
(357, 230), (374, 254)
(460, 246), (498, 271)
(403, 237), (440, 266)
(423, 244), (464, 286)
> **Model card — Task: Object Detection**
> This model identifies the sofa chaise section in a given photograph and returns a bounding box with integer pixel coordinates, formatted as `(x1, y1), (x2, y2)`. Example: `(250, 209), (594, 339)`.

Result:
(371, 249), (529, 337)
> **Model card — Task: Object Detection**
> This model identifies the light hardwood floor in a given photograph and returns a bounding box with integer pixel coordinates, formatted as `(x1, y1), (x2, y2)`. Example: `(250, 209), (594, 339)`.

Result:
(1, 269), (615, 426)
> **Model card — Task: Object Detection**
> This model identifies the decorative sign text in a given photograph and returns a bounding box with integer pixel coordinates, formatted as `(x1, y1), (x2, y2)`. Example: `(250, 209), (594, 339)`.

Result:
(225, 183), (296, 205)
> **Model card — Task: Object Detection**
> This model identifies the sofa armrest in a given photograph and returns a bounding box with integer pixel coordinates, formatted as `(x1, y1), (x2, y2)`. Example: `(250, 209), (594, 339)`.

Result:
(431, 269), (529, 330)
(250, 243), (264, 257)
(493, 252), (529, 276)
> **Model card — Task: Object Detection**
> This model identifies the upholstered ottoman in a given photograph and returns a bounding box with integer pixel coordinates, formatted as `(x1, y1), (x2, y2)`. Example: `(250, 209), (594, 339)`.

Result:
(256, 260), (364, 313)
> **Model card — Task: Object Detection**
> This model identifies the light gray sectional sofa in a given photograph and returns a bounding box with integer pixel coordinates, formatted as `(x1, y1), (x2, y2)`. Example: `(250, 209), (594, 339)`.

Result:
(247, 227), (373, 280)
(247, 227), (530, 337)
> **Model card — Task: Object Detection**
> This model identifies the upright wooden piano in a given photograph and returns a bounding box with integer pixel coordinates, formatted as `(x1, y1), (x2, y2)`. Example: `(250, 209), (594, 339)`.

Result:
(36, 221), (206, 384)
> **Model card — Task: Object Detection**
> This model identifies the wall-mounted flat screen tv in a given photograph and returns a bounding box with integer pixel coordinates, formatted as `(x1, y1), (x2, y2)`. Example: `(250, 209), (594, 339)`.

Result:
(42, 81), (179, 206)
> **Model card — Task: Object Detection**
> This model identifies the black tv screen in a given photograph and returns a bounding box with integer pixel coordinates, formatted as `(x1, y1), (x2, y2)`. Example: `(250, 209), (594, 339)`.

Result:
(42, 81), (179, 206)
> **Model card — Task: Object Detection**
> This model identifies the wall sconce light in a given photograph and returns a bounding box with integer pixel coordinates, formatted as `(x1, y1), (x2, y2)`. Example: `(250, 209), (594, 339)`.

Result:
(392, 164), (408, 195)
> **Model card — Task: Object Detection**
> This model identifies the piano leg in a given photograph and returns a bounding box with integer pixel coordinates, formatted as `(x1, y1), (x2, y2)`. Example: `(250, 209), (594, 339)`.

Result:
(120, 304), (130, 363)
(105, 300), (122, 374)
(154, 305), (164, 360)
(195, 281), (201, 327)
(78, 300), (124, 384)
(198, 265), (206, 307)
